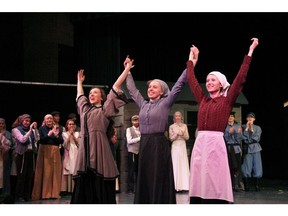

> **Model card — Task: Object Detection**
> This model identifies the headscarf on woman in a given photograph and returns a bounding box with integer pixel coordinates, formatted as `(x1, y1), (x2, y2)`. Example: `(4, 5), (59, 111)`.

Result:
(147, 79), (170, 98)
(208, 71), (230, 97)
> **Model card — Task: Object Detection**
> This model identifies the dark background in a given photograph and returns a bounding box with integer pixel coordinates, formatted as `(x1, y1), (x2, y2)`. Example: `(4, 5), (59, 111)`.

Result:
(0, 12), (287, 179)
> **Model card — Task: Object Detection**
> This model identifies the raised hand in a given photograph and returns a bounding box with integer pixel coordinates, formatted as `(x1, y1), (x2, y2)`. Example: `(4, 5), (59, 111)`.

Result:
(30, 122), (37, 130)
(250, 38), (259, 50)
(189, 45), (199, 66)
(123, 55), (135, 70)
(248, 38), (259, 57)
(77, 69), (85, 83)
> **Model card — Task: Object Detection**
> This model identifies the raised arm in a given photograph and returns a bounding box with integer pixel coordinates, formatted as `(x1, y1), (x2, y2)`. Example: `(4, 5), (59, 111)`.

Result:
(113, 56), (135, 91)
(189, 44), (199, 66)
(77, 69), (85, 99)
(187, 44), (204, 104)
(247, 38), (259, 57)
(226, 38), (259, 105)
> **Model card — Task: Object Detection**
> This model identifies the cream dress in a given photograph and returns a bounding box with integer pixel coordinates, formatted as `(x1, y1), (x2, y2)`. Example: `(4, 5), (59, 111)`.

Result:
(169, 122), (190, 191)
(61, 131), (80, 192)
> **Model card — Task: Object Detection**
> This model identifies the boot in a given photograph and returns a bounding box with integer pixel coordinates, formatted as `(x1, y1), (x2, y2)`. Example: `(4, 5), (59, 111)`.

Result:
(243, 178), (250, 191)
(233, 174), (240, 192)
(255, 178), (260, 192)
(239, 180), (245, 191)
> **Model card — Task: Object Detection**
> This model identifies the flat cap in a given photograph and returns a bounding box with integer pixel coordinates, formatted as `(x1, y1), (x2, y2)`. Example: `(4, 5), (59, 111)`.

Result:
(131, 115), (139, 121)
(246, 112), (256, 118)
(51, 111), (60, 116)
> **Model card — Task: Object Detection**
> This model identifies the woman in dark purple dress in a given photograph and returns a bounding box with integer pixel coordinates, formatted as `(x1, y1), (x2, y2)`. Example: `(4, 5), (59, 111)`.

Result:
(124, 55), (193, 204)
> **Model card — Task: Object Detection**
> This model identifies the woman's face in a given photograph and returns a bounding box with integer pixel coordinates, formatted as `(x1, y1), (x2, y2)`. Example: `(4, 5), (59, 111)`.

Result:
(89, 88), (103, 105)
(174, 112), (182, 123)
(22, 118), (31, 128)
(44, 114), (54, 127)
(147, 80), (163, 100)
(67, 120), (76, 131)
(0, 119), (5, 131)
(206, 74), (222, 94)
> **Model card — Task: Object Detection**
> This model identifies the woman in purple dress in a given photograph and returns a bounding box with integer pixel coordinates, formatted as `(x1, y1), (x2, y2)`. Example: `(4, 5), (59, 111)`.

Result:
(71, 62), (132, 204)
(124, 55), (194, 204)
(187, 38), (259, 204)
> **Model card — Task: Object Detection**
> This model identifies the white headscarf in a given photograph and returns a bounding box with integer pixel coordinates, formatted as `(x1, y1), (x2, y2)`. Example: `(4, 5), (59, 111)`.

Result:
(208, 71), (230, 97)
(147, 79), (170, 98)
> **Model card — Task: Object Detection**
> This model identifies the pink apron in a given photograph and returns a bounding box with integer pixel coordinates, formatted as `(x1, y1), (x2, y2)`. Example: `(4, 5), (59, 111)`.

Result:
(189, 131), (233, 203)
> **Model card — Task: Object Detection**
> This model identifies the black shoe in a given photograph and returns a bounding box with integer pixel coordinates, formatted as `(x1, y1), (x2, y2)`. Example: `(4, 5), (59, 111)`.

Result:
(255, 184), (260, 191)
(243, 178), (250, 191)
(255, 178), (261, 191)
(233, 188), (240, 192)
(60, 192), (67, 196)
(16, 197), (26, 202)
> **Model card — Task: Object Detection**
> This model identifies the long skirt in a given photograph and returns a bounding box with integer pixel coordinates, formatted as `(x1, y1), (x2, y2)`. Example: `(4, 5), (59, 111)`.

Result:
(32, 144), (61, 200)
(189, 131), (233, 203)
(134, 133), (176, 204)
(0, 154), (3, 189)
(71, 168), (116, 204)
(15, 150), (36, 200)
(171, 139), (190, 191)
(61, 174), (74, 193)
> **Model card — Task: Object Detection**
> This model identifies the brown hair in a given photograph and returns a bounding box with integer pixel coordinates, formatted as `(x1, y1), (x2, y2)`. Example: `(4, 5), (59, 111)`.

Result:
(90, 87), (107, 105)
(65, 119), (76, 131)
(11, 114), (31, 128)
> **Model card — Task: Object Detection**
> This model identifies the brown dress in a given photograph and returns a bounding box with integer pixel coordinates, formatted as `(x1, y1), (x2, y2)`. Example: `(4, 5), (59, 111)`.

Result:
(32, 126), (64, 200)
(71, 89), (127, 204)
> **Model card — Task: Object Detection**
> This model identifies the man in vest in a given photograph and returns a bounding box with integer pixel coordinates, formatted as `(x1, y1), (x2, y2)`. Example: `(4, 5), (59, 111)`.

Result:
(126, 115), (140, 194)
